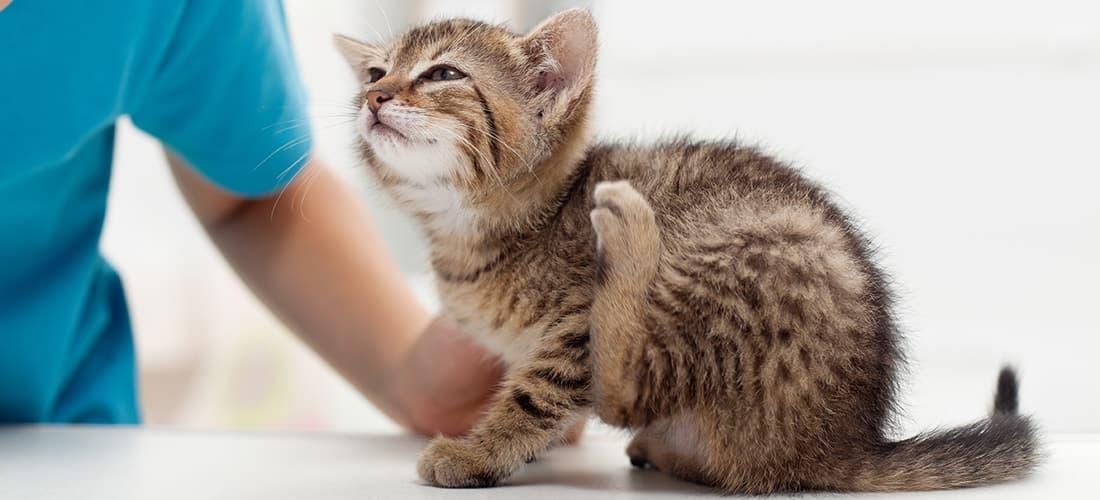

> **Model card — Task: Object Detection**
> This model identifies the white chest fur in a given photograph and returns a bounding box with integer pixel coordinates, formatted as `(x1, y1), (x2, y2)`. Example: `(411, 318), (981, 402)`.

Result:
(437, 282), (543, 366)
(390, 183), (479, 238)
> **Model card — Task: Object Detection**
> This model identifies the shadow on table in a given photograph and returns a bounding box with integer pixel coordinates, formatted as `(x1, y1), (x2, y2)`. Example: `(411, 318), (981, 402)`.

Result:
(505, 465), (717, 495)
(357, 433), (716, 495)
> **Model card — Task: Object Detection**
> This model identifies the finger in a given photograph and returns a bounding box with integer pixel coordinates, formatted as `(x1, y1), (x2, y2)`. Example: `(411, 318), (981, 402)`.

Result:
(561, 419), (586, 445)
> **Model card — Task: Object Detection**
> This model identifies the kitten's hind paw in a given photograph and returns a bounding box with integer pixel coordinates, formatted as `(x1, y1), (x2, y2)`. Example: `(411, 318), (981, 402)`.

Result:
(591, 181), (654, 239)
(626, 435), (653, 469)
(590, 181), (659, 285)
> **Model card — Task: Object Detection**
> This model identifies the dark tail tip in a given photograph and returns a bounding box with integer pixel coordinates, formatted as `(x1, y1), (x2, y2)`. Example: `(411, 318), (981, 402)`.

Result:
(994, 366), (1020, 415)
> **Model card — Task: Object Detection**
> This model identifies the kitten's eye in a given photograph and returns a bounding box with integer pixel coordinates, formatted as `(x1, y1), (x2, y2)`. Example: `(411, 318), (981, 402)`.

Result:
(422, 65), (467, 82)
(366, 67), (386, 83)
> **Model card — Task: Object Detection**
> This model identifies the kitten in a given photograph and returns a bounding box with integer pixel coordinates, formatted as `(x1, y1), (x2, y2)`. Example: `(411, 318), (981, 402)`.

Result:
(335, 9), (1039, 493)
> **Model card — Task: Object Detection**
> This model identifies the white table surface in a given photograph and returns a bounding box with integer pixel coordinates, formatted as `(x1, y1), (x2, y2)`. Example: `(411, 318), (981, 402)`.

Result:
(0, 426), (1095, 499)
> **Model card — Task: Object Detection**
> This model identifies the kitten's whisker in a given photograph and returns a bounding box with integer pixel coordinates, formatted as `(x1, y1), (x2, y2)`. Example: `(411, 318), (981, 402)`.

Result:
(262, 117), (314, 131)
(308, 117), (358, 133)
(431, 126), (499, 185)
(269, 148), (314, 220)
(422, 124), (487, 175)
(449, 121), (533, 170)
(361, 18), (386, 45)
(272, 118), (355, 136)
(447, 131), (504, 190)
(308, 112), (359, 119)
(255, 114), (354, 171)
(373, 0), (394, 39)
(267, 112), (356, 128)
(295, 162), (324, 222)
(430, 125), (516, 200)
(447, 121), (543, 191)
(277, 147), (313, 180)
(308, 100), (362, 107)
(272, 123), (310, 135)
(254, 134), (312, 171)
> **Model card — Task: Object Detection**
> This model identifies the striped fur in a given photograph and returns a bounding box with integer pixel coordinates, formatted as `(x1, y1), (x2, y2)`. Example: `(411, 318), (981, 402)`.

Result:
(336, 9), (1040, 493)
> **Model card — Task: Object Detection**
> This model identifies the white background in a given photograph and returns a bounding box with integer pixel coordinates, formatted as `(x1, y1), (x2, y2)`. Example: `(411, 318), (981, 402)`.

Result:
(100, 0), (1099, 435)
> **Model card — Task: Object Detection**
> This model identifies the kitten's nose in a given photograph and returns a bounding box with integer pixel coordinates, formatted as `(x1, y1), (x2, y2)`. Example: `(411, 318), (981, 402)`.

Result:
(366, 90), (394, 114)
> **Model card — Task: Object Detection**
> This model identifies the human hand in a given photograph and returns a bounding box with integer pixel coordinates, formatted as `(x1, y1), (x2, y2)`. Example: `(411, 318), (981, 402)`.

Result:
(565, 419), (587, 444)
(392, 315), (588, 444)
(392, 315), (504, 437)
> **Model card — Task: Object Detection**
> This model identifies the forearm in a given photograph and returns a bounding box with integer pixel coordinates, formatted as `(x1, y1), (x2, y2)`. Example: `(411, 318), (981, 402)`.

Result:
(170, 155), (429, 428)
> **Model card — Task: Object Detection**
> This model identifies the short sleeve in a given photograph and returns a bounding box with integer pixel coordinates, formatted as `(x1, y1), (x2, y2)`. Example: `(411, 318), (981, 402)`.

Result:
(130, 0), (311, 197)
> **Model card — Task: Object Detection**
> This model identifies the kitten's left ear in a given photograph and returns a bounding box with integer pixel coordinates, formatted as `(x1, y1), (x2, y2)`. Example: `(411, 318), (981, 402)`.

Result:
(334, 34), (383, 82)
(521, 9), (598, 123)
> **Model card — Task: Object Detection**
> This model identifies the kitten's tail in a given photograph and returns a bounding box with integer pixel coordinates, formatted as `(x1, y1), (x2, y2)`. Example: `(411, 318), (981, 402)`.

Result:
(853, 366), (1040, 491)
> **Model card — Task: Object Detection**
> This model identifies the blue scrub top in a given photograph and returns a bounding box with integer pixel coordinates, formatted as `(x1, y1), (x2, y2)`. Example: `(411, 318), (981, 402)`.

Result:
(0, 0), (312, 423)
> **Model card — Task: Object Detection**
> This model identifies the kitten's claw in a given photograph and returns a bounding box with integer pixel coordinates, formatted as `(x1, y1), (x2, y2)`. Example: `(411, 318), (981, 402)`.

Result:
(417, 437), (499, 488)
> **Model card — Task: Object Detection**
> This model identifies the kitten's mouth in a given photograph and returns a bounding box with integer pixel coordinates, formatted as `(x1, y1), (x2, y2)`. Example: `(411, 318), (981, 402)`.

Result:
(369, 120), (408, 143)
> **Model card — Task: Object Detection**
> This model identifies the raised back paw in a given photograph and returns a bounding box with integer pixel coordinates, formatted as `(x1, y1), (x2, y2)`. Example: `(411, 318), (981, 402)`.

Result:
(590, 181), (659, 286)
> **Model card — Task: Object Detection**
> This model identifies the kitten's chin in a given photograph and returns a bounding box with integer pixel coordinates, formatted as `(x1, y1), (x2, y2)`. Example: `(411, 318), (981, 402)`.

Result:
(367, 137), (461, 186)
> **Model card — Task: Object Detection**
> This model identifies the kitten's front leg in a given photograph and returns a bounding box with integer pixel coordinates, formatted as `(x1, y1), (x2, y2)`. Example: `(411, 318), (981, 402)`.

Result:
(417, 324), (592, 488)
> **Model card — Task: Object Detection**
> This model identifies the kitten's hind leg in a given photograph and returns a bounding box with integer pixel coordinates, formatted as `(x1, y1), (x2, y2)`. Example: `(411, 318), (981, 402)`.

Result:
(589, 181), (660, 427)
(626, 414), (716, 487)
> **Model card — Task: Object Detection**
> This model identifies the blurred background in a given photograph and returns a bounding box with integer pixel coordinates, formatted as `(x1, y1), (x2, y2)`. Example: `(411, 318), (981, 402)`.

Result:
(100, 0), (1100, 435)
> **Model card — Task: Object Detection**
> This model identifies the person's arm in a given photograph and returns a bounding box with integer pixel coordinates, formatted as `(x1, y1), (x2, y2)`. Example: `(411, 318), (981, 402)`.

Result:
(167, 151), (501, 436)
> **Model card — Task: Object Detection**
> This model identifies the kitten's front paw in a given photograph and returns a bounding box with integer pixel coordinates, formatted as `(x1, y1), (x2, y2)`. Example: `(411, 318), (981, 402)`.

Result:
(417, 437), (499, 488)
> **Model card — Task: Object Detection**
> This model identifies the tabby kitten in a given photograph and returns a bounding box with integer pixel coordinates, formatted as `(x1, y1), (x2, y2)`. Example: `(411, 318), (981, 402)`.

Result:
(335, 9), (1039, 493)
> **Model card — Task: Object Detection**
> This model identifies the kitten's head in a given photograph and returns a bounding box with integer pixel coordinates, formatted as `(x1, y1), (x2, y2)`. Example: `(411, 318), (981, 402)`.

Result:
(335, 9), (597, 191)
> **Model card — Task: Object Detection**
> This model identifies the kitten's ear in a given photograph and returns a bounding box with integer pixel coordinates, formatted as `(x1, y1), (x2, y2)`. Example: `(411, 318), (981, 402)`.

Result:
(521, 9), (598, 122)
(333, 34), (382, 82)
